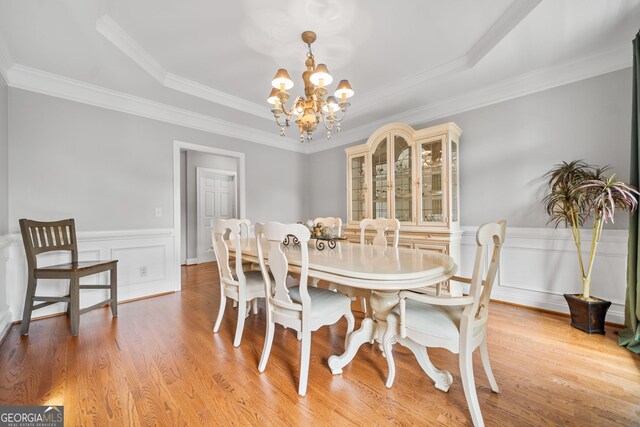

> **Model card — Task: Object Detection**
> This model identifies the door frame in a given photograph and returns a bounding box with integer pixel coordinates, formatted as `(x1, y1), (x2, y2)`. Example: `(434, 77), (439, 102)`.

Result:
(173, 140), (246, 290)
(196, 167), (238, 264)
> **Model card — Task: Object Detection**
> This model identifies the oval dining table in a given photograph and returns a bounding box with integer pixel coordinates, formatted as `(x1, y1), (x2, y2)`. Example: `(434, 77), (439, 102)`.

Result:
(228, 238), (458, 389)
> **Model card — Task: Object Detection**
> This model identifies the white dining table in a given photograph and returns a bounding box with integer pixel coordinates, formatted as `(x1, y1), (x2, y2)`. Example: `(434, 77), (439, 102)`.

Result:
(228, 238), (458, 387)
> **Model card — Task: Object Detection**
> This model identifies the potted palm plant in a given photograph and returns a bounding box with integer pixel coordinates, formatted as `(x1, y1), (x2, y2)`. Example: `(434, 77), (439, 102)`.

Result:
(543, 160), (639, 334)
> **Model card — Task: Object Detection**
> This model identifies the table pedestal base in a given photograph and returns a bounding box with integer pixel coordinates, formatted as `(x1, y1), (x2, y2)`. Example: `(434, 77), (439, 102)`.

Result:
(328, 290), (453, 393)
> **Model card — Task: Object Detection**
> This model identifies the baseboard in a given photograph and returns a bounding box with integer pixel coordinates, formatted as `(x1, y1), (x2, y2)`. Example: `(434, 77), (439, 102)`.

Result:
(185, 258), (199, 265)
(0, 308), (12, 347)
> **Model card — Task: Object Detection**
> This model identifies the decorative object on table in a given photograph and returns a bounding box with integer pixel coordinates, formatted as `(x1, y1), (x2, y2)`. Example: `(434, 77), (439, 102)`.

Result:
(287, 219), (346, 250)
(267, 31), (354, 143)
(543, 160), (639, 333)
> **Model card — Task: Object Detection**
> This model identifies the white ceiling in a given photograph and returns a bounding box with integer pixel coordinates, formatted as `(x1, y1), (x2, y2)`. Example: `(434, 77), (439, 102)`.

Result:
(0, 0), (638, 153)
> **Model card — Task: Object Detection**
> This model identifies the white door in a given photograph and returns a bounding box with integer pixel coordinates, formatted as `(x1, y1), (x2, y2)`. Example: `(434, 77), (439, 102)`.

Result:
(198, 171), (236, 263)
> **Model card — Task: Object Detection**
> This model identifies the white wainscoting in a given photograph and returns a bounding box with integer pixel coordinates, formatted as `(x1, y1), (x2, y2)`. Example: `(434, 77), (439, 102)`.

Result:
(1, 229), (177, 336)
(0, 234), (13, 341)
(459, 226), (629, 325)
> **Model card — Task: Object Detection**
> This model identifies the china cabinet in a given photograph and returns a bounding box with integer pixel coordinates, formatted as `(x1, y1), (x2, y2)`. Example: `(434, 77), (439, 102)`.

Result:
(344, 122), (462, 266)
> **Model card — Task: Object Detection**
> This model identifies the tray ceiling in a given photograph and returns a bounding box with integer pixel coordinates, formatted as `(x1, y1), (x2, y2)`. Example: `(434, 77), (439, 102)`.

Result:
(0, 0), (638, 153)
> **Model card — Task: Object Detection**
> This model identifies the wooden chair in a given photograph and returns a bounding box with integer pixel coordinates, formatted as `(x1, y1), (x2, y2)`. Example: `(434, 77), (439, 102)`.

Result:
(255, 222), (355, 396)
(313, 216), (342, 235)
(330, 218), (400, 315)
(383, 221), (506, 427)
(19, 218), (118, 336)
(211, 218), (266, 347)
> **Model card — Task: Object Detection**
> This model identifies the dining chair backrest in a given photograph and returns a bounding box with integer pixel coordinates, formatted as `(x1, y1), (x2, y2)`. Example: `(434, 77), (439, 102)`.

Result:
(359, 218), (400, 247)
(20, 218), (78, 271)
(255, 222), (311, 312)
(211, 219), (251, 287)
(467, 221), (506, 322)
(313, 217), (342, 235)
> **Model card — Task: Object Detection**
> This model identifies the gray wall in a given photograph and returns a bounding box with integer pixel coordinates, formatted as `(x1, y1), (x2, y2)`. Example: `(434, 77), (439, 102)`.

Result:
(309, 68), (633, 229)
(0, 73), (7, 235)
(184, 150), (237, 260)
(8, 88), (309, 233)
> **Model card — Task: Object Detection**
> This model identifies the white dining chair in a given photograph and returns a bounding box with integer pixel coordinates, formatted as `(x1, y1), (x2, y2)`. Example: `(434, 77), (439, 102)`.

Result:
(313, 216), (342, 235)
(211, 218), (266, 347)
(383, 221), (506, 427)
(255, 222), (355, 396)
(330, 218), (400, 315)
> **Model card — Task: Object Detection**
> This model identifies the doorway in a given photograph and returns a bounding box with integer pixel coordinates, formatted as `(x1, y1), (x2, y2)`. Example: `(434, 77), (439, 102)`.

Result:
(196, 168), (237, 263)
(173, 141), (246, 290)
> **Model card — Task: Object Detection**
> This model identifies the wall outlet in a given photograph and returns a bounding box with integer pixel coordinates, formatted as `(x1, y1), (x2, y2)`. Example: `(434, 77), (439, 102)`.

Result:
(139, 266), (148, 277)
(155, 207), (162, 217)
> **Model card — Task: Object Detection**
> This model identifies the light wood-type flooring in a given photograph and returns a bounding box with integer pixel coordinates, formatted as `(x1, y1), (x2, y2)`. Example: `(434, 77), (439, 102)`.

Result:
(0, 262), (639, 426)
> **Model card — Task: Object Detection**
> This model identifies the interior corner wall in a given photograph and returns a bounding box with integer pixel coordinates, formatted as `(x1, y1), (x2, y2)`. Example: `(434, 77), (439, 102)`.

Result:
(185, 150), (237, 261)
(7, 88), (310, 232)
(0, 73), (8, 236)
(308, 68), (633, 230)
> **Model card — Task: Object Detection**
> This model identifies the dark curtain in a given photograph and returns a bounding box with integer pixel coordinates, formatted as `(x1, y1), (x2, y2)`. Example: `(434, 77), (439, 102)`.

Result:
(620, 30), (640, 354)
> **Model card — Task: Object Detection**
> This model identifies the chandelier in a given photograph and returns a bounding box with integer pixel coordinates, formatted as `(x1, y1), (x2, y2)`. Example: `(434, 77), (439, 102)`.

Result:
(267, 31), (354, 143)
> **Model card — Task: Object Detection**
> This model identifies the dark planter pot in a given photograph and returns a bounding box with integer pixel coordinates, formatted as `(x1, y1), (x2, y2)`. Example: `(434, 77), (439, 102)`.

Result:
(563, 294), (612, 334)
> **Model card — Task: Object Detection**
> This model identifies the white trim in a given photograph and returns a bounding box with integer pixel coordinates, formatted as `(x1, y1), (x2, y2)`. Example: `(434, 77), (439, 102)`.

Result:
(0, 235), (14, 250)
(6, 65), (305, 153)
(173, 141), (246, 286)
(458, 225), (629, 325)
(0, 308), (11, 345)
(465, 0), (543, 67)
(309, 45), (632, 154)
(96, 15), (271, 121)
(5, 229), (177, 323)
(0, 42), (630, 155)
(196, 167), (238, 263)
(185, 258), (199, 266)
(96, 15), (166, 83)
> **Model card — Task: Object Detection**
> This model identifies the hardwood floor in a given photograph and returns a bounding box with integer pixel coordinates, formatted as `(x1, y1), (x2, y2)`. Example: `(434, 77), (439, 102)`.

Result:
(0, 262), (638, 426)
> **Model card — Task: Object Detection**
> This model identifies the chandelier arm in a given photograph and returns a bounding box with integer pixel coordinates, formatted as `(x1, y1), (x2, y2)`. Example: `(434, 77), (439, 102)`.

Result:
(274, 116), (288, 127)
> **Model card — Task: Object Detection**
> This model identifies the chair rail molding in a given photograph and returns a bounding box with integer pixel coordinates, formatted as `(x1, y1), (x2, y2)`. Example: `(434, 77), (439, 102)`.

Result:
(458, 226), (629, 325)
(4, 229), (176, 324)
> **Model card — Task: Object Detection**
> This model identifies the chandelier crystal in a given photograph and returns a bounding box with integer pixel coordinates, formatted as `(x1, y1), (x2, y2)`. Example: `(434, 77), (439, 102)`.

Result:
(267, 31), (354, 143)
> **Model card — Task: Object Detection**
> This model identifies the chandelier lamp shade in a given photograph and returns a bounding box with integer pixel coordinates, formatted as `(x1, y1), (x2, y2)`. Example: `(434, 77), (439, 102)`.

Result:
(267, 31), (354, 142)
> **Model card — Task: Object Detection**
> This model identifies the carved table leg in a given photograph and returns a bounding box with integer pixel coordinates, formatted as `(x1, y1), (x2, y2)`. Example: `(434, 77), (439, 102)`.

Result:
(397, 336), (454, 392)
(328, 290), (399, 375)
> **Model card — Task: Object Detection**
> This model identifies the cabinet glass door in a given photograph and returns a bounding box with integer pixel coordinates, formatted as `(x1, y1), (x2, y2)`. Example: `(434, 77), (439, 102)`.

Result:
(371, 137), (388, 219)
(350, 155), (367, 222)
(393, 135), (412, 222)
(420, 139), (445, 223)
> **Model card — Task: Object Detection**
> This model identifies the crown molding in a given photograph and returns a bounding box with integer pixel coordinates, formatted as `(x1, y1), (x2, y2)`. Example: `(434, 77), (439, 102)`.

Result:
(96, 14), (166, 82)
(96, 15), (271, 121)
(306, 44), (632, 154)
(351, 0), (542, 120)
(7, 64), (305, 153)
